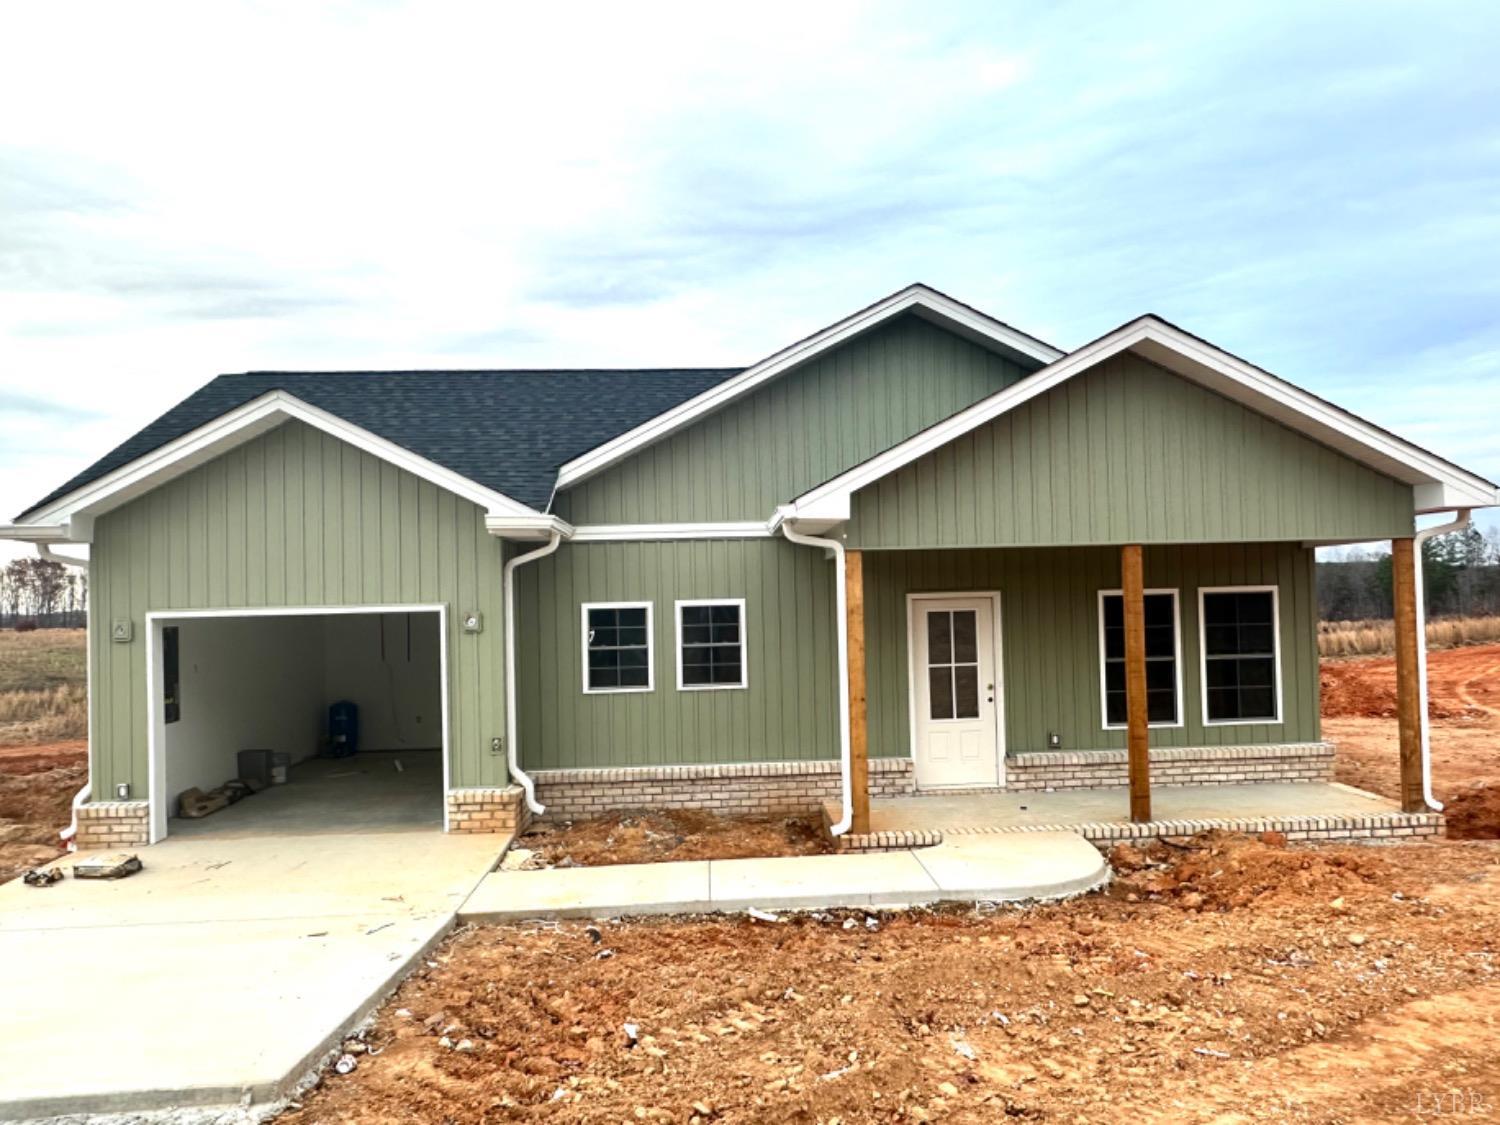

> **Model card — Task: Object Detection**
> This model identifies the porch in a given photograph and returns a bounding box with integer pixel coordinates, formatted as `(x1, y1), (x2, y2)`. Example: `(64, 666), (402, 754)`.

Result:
(824, 781), (1445, 851)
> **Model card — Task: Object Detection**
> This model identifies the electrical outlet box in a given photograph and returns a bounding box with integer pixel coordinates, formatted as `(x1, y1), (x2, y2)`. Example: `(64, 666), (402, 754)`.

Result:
(490, 736), (503, 754)
(463, 612), (483, 634)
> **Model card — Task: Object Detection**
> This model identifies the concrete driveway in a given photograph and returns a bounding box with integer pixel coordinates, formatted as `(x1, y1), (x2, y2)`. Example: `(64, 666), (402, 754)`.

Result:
(0, 829), (501, 1119)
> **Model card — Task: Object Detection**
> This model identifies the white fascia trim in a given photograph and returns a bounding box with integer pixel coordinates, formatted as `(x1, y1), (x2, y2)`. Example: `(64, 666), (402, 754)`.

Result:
(0, 524), (74, 543)
(553, 285), (1063, 491)
(788, 318), (1498, 522)
(570, 521), (774, 543)
(22, 389), (543, 527)
(485, 513), (575, 541)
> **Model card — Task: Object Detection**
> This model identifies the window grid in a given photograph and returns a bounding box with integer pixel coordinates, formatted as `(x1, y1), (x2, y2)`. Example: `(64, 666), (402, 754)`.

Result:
(1200, 587), (1281, 724)
(582, 602), (653, 694)
(1099, 590), (1181, 728)
(926, 608), (981, 721)
(676, 599), (747, 690)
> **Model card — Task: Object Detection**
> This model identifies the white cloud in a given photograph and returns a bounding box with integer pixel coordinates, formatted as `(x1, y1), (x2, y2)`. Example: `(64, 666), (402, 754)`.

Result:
(2, 0), (1497, 559)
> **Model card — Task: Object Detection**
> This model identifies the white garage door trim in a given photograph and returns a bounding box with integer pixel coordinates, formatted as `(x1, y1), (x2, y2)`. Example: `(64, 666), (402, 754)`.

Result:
(144, 604), (451, 843)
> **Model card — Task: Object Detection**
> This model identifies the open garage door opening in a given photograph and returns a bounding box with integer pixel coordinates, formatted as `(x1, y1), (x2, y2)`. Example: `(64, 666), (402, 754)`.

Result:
(146, 606), (449, 842)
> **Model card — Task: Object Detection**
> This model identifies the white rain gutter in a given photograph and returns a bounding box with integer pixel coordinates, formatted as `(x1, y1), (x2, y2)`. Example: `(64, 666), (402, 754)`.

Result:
(778, 516), (853, 836)
(1412, 509), (1473, 812)
(502, 530), (562, 814)
(36, 543), (91, 849)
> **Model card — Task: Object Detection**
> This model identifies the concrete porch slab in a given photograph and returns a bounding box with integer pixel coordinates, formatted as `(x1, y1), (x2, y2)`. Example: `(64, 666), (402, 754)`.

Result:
(0, 829), (503, 1120)
(838, 781), (1443, 845)
(463, 859), (713, 920)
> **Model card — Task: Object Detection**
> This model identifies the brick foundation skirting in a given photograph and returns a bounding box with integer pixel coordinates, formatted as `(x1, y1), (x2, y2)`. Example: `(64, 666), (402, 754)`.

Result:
(532, 758), (916, 820)
(952, 809), (1445, 847)
(75, 801), (149, 850)
(1005, 742), (1335, 791)
(825, 808), (1443, 853)
(447, 786), (529, 835)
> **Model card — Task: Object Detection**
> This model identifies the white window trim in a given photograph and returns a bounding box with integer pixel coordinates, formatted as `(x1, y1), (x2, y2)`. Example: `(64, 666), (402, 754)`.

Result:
(1096, 588), (1185, 730)
(581, 601), (655, 695)
(675, 598), (749, 692)
(1198, 585), (1284, 726)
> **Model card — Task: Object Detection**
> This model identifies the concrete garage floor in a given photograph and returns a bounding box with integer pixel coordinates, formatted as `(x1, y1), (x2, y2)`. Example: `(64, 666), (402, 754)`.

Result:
(171, 751), (442, 837)
(0, 828), (502, 1119)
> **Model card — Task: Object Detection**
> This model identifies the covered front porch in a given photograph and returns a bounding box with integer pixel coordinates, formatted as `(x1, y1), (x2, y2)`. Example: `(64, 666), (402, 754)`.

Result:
(833, 535), (1438, 840)
(824, 781), (1445, 851)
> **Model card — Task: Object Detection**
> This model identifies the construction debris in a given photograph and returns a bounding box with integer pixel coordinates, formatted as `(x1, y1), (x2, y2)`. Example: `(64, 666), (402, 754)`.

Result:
(21, 865), (63, 887)
(72, 852), (142, 880)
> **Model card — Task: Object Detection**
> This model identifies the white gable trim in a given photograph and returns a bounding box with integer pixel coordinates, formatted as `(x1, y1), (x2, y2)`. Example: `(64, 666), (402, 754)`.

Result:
(788, 317), (1499, 522)
(18, 389), (543, 536)
(552, 284), (1064, 491)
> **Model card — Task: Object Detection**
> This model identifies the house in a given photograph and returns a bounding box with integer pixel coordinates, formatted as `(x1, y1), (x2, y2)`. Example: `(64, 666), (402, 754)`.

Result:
(5, 285), (1495, 850)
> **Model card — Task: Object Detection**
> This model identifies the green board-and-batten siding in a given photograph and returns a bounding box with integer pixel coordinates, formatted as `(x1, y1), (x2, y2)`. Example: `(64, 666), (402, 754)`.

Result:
(553, 314), (1038, 525)
(88, 419), (509, 801)
(513, 538), (840, 770)
(511, 537), (1318, 772)
(846, 352), (1416, 549)
(863, 542), (1320, 757)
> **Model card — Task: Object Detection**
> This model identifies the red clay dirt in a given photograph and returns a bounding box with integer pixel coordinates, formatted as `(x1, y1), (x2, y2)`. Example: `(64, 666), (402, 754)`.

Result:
(0, 740), (86, 883)
(515, 808), (831, 867)
(1324, 643), (1500, 839)
(281, 833), (1500, 1124)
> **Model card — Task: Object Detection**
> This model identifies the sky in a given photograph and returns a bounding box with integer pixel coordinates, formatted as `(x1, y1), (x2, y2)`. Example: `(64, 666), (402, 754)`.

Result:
(2, 0), (1498, 565)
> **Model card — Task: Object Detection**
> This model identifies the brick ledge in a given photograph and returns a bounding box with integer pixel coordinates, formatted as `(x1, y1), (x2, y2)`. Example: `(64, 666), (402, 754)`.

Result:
(1008, 742), (1333, 768)
(531, 758), (912, 784)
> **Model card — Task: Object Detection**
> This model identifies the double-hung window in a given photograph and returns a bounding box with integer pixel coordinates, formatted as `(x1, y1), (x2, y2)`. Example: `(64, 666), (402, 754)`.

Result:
(1200, 587), (1281, 723)
(582, 602), (653, 693)
(1098, 589), (1182, 727)
(676, 599), (747, 690)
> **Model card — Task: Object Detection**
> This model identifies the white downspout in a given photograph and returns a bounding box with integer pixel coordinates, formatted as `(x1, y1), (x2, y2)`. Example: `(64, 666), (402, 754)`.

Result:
(38, 543), (91, 849)
(503, 530), (562, 815)
(779, 518), (853, 836)
(1412, 509), (1472, 813)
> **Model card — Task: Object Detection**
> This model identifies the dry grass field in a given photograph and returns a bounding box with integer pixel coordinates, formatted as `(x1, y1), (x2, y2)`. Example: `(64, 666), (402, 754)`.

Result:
(1318, 614), (1500, 657)
(0, 628), (86, 745)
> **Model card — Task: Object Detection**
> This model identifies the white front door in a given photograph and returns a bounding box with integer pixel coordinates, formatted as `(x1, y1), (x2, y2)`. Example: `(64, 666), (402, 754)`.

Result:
(911, 596), (1001, 789)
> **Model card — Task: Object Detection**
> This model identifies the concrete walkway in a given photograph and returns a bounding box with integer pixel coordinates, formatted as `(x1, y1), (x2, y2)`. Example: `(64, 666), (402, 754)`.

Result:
(460, 831), (1108, 921)
(0, 829), (501, 1120)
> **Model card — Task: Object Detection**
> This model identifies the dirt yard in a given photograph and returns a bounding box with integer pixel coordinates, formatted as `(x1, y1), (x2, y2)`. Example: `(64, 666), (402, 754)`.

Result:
(1324, 642), (1500, 838)
(281, 832), (1500, 1123)
(513, 809), (830, 868)
(0, 740), (86, 882)
(279, 647), (1500, 1124)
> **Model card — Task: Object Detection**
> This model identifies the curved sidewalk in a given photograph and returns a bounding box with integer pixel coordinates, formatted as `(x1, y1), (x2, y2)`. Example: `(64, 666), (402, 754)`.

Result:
(459, 830), (1108, 922)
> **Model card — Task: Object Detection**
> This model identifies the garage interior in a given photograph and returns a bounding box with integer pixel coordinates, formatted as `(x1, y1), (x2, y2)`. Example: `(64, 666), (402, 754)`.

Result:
(158, 611), (444, 837)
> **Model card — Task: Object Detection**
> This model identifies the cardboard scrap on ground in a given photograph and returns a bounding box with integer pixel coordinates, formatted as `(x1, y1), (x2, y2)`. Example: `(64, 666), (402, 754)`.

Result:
(72, 852), (143, 880)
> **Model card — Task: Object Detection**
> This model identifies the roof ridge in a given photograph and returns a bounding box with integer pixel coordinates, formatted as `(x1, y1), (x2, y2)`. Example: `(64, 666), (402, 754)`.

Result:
(227, 367), (746, 377)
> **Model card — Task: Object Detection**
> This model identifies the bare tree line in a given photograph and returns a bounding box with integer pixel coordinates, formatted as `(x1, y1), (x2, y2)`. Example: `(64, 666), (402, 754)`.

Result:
(0, 558), (87, 629)
(1318, 526), (1500, 622)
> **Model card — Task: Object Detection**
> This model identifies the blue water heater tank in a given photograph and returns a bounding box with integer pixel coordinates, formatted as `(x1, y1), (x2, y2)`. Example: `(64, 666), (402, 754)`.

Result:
(327, 700), (359, 758)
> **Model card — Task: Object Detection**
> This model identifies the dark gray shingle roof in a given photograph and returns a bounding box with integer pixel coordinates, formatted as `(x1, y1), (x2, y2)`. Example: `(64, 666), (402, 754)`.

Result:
(21, 368), (742, 518)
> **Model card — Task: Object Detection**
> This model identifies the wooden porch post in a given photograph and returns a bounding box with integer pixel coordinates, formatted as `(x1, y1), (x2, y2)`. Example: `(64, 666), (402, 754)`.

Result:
(845, 548), (871, 835)
(1392, 537), (1425, 812)
(1121, 544), (1152, 822)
